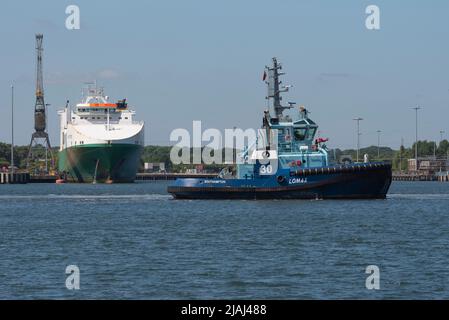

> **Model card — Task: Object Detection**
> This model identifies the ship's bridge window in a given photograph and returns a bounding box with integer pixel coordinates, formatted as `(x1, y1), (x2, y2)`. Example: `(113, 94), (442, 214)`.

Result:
(306, 127), (317, 140)
(294, 128), (307, 141)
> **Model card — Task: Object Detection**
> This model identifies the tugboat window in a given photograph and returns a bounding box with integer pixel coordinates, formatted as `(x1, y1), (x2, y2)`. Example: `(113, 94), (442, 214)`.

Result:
(294, 128), (307, 141)
(306, 128), (316, 140)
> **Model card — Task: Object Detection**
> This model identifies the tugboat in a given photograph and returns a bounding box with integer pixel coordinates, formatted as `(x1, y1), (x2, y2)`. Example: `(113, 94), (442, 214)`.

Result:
(167, 58), (392, 199)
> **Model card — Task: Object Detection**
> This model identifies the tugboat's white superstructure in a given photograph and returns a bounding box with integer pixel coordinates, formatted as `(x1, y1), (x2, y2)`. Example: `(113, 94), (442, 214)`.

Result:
(58, 84), (144, 183)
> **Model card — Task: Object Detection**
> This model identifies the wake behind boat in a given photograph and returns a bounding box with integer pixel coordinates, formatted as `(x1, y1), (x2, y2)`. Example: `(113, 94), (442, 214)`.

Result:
(167, 58), (392, 199)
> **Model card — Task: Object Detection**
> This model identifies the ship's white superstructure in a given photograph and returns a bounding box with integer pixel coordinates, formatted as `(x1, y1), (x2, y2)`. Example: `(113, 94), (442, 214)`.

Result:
(59, 85), (144, 151)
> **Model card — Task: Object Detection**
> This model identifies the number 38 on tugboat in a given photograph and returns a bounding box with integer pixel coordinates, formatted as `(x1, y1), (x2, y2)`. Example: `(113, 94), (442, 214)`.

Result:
(167, 58), (392, 199)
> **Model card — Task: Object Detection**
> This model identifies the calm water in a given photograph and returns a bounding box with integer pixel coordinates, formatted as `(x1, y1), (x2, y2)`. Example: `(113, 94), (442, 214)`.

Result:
(1, 181), (449, 299)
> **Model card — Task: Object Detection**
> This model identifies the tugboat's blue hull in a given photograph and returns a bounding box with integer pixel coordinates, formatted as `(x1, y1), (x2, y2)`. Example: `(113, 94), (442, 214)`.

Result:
(167, 163), (392, 200)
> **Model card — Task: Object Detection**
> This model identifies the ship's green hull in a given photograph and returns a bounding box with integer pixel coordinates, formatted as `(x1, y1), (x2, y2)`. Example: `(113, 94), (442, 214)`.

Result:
(58, 144), (143, 183)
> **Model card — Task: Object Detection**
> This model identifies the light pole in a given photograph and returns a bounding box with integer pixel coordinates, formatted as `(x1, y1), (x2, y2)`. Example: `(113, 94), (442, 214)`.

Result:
(376, 130), (381, 160)
(412, 106), (421, 166)
(11, 85), (14, 175)
(353, 117), (363, 162)
(434, 140), (436, 158)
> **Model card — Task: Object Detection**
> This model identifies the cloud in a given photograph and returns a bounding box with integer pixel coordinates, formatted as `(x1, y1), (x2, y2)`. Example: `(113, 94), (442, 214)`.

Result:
(46, 71), (68, 85)
(316, 72), (357, 84)
(33, 18), (59, 31)
(44, 68), (125, 85)
(319, 73), (353, 79)
(14, 68), (141, 87)
(96, 68), (121, 80)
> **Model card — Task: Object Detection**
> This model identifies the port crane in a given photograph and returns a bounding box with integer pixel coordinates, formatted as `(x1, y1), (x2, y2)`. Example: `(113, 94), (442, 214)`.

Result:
(26, 34), (54, 172)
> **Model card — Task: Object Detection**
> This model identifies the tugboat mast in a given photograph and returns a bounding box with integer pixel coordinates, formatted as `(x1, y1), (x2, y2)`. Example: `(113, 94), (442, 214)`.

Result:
(265, 57), (294, 120)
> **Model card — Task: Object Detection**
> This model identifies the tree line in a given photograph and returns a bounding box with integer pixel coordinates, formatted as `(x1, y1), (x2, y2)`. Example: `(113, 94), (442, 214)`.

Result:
(1, 140), (448, 172)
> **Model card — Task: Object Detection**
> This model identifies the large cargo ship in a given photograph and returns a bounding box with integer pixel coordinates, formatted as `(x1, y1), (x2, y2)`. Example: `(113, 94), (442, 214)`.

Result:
(58, 84), (144, 183)
(168, 58), (392, 199)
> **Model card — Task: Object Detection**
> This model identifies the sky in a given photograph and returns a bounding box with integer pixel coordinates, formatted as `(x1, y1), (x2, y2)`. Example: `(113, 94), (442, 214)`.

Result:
(0, 0), (448, 150)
